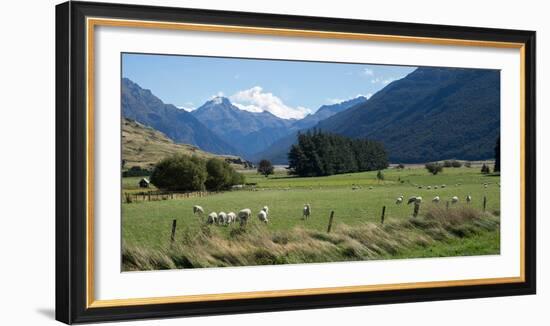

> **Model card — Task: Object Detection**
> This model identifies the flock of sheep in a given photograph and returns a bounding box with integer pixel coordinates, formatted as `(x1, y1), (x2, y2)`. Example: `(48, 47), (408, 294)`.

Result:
(395, 194), (473, 205)
(192, 204), (312, 226)
(189, 181), (492, 227)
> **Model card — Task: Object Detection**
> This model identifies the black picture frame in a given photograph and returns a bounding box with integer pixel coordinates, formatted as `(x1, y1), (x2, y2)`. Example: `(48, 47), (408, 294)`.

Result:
(56, 1), (536, 324)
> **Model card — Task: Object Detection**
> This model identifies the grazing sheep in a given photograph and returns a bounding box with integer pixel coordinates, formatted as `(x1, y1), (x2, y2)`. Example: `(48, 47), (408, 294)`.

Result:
(227, 212), (236, 224)
(408, 196), (422, 205)
(396, 196), (404, 205)
(206, 212), (218, 224)
(451, 196), (459, 204)
(303, 204), (311, 219)
(427, 186), (431, 190)
(441, 184), (446, 188)
(262, 206), (269, 215)
(418, 186), (423, 189)
(434, 186), (438, 190)
(193, 205), (204, 216)
(352, 186), (360, 191)
(257, 210), (269, 223)
(466, 195), (472, 204)
(218, 212), (227, 225)
(369, 186), (373, 190)
(432, 196), (440, 203)
(238, 208), (252, 226)
(484, 183), (488, 189)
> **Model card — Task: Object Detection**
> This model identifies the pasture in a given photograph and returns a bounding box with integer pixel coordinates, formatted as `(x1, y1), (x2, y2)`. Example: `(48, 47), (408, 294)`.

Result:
(122, 166), (500, 269)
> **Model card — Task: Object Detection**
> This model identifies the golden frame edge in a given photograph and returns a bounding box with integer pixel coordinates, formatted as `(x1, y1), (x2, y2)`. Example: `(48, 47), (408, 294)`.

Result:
(85, 17), (527, 309)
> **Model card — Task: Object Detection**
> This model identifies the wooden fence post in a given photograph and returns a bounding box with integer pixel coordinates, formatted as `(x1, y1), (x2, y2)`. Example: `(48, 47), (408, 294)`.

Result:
(327, 211), (335, 233)
(170, 219), (177, 245)
(381, 206), (386, 224)
(413, 202), (420, 218)
(483, 196), (487, 212)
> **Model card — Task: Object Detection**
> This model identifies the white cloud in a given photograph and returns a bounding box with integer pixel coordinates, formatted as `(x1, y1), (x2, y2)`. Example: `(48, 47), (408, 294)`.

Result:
(362, 68), (375, 76)
(211, 91), (225, 98)
(176, 102), (196, 112)
(230, 86), (311, 119)
(326, 98), (345, 104)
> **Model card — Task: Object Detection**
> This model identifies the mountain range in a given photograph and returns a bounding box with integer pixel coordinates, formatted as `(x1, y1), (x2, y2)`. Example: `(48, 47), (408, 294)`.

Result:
(257, 67), (500, 163)
(122, 78), (237, 155)
(190, 97), (295, 156)
(121, 66), (500, 164)
(316, 67), (500, 163)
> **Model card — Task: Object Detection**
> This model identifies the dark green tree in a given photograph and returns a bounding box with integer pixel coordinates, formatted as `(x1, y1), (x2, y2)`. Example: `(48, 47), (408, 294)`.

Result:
(257, 159), (275, 177)
(287, 130), (388, 177)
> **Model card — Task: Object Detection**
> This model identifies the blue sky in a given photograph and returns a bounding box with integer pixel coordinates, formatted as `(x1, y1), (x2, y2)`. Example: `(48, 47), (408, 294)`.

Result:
(122, 53), (416, 119)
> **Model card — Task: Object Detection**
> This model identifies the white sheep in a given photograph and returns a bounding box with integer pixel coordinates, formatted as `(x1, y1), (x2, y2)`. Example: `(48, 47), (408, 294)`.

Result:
(303, 204), (311, 219)
(434, 186), (438, 190)
(441, 184), (446, 188)
(466, 195), (472, 204)
(257, 210), (269, 223)
(432, 196), (440, 203)
(206, 212), (218, 224)
(262, 206), (269, 215)
(396, 196), (404, 205)
(193, 205), (204, 216)
(451, 196), (459, 204)
(427, 186), (431, 190)
(238, 208), (252, 226)
(407, 196), (422, 204)
(227, 212), (236, 224)
(218, 211), (227, 225)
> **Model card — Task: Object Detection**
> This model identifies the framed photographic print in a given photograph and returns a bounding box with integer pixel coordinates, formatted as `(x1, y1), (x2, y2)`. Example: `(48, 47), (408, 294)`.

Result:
(56, 1), (536, 324)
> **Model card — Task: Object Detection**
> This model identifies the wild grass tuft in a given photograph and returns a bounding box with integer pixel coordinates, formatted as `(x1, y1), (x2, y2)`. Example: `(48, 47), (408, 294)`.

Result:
(122, 206), (499, 271)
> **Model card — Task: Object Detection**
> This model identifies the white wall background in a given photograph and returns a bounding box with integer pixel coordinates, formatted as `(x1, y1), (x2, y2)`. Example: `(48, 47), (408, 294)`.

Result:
(0, 0), (546, 324)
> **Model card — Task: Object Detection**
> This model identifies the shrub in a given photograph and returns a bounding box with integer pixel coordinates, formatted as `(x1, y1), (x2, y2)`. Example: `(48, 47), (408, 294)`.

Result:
(396, 163), (405, 169)
(451, 160), (463, 168)
(464, 161), (472, 168)
(481, 163), (490, 174)
(150, 154), (207, 191)
(425, 162), (443, 175)
(443, 160), (462, 168)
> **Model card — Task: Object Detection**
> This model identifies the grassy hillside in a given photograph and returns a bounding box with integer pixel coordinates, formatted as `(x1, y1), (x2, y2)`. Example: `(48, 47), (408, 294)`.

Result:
(122, 118), (243, 169)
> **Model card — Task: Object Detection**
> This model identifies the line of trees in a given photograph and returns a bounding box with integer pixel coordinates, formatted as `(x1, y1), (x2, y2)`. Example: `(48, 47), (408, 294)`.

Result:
(150, 154), (245, 191)
(287, 130), (389, 177)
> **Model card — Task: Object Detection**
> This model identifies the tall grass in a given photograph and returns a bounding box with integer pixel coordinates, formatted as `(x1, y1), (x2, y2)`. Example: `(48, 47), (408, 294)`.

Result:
(122, 206), (499, 271)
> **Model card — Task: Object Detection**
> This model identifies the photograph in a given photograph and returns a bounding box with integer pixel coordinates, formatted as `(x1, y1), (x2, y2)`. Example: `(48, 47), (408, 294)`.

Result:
(120, 53), (501, 271)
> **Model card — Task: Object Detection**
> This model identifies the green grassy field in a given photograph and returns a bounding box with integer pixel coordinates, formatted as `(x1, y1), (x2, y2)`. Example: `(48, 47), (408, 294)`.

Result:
(122, 166), (500, 270)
